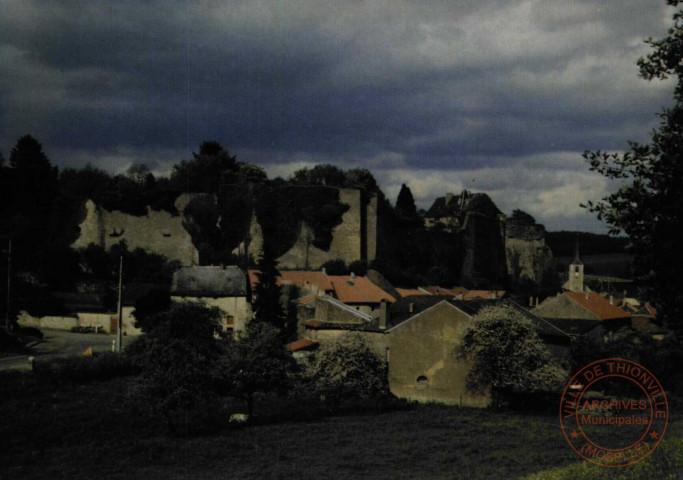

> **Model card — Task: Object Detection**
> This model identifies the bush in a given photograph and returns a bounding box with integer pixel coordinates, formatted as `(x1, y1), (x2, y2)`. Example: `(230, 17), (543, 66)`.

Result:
(33, 352), (138, 383)
(307, 333), (389, 406)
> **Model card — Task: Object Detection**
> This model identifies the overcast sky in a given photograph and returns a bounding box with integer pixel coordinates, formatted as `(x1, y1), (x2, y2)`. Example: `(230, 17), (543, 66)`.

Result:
(0, 1), (676, 232)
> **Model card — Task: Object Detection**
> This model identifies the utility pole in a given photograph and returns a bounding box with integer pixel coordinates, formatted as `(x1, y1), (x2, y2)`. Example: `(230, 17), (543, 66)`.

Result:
(116, 255), (123, 353)
(4, 237), (10, 332)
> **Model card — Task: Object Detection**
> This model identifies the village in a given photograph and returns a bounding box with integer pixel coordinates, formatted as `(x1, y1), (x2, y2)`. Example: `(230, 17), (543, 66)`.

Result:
(2, 1), (683, 478)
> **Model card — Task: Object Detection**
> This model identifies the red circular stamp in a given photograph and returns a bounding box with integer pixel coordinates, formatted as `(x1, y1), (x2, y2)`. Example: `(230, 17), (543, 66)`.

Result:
(559, 358), (668, 467)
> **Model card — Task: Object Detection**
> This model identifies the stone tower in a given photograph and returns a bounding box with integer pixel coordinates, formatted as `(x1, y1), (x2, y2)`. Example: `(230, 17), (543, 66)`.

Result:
(566, 238), (584, 293)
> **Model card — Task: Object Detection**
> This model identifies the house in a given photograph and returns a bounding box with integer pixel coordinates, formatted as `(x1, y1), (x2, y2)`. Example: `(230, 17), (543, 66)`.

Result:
(294, 293), (570, 406)
(250, 269), (396, 317)
(385, 297), (571, 406)
(171, 266), (251, 336)
(531, 291), (632, 339)
(327, 273), (396, 315)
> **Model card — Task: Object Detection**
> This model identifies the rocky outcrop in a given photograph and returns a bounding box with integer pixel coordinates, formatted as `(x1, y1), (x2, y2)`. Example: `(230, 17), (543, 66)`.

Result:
(505, 223), (554, 285)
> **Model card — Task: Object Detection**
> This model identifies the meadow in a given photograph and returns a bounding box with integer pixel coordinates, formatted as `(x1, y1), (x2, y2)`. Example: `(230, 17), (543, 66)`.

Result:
(1, 371), (679, 480)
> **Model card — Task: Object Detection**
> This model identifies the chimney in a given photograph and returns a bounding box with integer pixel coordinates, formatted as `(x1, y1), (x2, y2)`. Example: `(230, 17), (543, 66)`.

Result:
(321, 267), (326, 275)
(348, 272), (355, 285)
(609, 295), (614, 305)
(379, 300), (388, 330)
(529, 297), (534, 307)
(409, 302), (415, 313)
(535, 297), (539, 307)
(457, 294), (464, 300)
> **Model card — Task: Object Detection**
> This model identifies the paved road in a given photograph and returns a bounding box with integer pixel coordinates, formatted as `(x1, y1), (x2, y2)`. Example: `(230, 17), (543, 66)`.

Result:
(0, 329), (137, 371)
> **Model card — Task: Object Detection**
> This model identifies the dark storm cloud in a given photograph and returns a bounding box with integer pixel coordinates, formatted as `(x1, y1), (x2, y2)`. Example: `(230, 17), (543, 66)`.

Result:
(0, 0), (676, 231)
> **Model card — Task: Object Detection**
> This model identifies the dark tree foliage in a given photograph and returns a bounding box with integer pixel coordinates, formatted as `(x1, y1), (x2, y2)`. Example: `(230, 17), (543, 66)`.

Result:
(4, 136), (59, 273)
(182, 195), (228, 265)
(459, 305), (566, 406)
(583, 1), (683, 331)
(347, 260), (368, 276)
(321, 259), (347, 275)
(252, 243), (285, 331)
(395, 184), (418, 218)
(170, 141), (238, 193)
(127, 302), (223, 433)
(131, 289), (171, 332)
(570, 330), (683, 397)
(217, 322), (298, 417)
(291, 164), (347, 187)
(254, 186), (350, 258)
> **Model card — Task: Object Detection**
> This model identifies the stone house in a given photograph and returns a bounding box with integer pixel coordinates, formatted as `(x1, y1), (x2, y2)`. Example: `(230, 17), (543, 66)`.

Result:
(294, 294), (570, 406)
(384, 297), (572, 406)
(531, 291), (632, 339)
(171, 266), (251, 336)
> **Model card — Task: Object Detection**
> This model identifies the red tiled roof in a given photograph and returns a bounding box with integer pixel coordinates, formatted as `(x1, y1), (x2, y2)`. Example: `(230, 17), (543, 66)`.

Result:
(286, 338), (319, 352)
(328, 275), (396, 304)
(396, 288), (427, 297)
(297, 295), (317, 305)
(450, 287), (470, 296)
(566, 292), (632, 321)
(248, 269), (333, 292)
(302, 320), (323, 328)
(464, 290), (506, 300)
(421, 286), (457, 296)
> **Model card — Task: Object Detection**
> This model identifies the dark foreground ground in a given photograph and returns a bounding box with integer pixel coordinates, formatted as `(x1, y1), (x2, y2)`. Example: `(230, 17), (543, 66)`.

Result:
(0, 372), (679, 480)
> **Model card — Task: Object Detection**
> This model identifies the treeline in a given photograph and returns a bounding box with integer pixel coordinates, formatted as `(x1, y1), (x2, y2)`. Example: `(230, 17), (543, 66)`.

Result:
(546, 231), (629, 257)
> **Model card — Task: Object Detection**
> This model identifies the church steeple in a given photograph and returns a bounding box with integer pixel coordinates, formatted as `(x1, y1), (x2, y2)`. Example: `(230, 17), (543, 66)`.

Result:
(567, 236), (584, 292)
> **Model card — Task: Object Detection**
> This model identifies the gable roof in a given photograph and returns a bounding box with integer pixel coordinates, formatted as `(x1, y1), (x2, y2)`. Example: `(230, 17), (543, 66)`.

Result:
(389, 297), (570, 339)
(463, 290), (506, 300)
(396, 288), (427, 297)
(286, 338), (319, 352)
(541, 318), (603, 336)
(565, 292), (632, 321)
(389, 295), (450, 327)
(171, 266), (247, 297)
(248, 269), (334, 292)
(327, 275), (396, 304)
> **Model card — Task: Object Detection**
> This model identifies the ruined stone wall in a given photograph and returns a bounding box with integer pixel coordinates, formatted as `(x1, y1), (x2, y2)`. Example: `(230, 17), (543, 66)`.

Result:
(72, 196), (200, 266)
(251, 188), (371, 269)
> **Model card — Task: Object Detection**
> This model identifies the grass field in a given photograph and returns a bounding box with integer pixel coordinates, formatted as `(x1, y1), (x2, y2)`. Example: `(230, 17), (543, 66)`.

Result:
(0, 372), (679, 480)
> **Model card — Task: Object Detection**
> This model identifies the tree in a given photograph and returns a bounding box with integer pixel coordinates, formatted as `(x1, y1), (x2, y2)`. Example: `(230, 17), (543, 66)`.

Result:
(459, 305), (566, 406)
(291, 164), (346, 187)
(583, 1), (683, 332)
(252, 245), (285, 331)
(308, 333), (388, 404)
(170, 141), (238, 193)
(126, 163), (155, 187)
(218, 322), (297, 418)
(395, 183), (418, 217)
(127, 302), (223, 433)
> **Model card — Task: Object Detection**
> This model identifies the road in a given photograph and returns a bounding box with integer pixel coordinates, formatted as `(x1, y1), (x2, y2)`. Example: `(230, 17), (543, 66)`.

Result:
(0, 329), (137, 371)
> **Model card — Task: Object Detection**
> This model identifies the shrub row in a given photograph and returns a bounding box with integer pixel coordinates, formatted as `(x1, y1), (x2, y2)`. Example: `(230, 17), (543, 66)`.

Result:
(33, 352), (139, 383)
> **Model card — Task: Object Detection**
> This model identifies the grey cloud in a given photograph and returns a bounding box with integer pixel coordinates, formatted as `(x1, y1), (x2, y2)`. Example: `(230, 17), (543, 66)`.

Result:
(0, 0), (676, 231)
